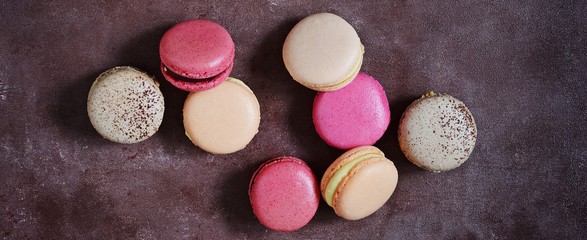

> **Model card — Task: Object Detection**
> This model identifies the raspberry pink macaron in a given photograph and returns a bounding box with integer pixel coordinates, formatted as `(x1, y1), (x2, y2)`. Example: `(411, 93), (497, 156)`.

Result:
(249, 157), (320, 232)
(159, 19), (234, 92)
(313, 72), (390, 150)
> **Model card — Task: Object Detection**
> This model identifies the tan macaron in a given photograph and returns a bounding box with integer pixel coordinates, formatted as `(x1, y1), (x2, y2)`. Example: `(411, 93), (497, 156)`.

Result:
(398, 91), (477, 172)
(87, 66), (165, 144)
(320, 146), (398, 220)
(283, 13), (364, 91)
(183, 77), (260, 154)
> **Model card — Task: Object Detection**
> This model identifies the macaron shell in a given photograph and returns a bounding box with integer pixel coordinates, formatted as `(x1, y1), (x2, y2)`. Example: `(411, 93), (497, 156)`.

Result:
(249, 157), (320, 232)
(320, 146), (384, 195)
(160, 19), (234, 79)
(248, 156), (298, 196)
(87, 66), (165, 144)
(313, 72), (390, 149)
(161, 61), (232, 92)
(183, 78), (260, 154)
(283, 13), (363, 91)
(398, 94), (477, 172)
(332, 157), (398, 220)
(300, 51), (363, 92)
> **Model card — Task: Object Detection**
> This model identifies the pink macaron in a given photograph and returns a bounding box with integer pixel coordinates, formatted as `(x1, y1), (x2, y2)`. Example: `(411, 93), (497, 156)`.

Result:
(249, 157), (320, 232)
(159, 19), (235, 92)
(313, 72), (390, 150)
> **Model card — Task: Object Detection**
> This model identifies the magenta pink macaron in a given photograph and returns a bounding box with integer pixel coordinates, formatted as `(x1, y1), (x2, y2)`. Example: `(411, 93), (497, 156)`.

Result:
(313, 72), (390, 150)
(159, 19), (235, 92)
(249, 156), (320, 232)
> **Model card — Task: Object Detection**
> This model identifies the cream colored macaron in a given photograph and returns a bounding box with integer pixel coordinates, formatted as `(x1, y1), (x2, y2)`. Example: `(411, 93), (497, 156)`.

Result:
(398, 92), (478, 172)
(283, 13), (364, 91)
(321, 146), (398, 220)
(183, 77), (260, 154)
(87, 66), (165, 144)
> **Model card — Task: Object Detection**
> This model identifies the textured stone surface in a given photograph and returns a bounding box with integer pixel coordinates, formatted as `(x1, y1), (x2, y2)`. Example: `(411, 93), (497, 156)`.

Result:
(1, 1), (585, 239)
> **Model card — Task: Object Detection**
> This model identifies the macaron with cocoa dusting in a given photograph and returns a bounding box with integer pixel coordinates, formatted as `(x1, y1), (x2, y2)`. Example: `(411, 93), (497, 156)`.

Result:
(87, 66), (165, 144)
(398, 91), (478, 172)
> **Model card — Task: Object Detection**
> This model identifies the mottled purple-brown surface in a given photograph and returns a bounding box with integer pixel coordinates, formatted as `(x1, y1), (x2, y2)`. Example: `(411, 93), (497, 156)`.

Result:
(1, 1), (586, 239)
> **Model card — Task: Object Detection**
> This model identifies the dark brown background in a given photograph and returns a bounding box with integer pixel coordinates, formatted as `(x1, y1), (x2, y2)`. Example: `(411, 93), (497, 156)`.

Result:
(1, 1), (586, 239)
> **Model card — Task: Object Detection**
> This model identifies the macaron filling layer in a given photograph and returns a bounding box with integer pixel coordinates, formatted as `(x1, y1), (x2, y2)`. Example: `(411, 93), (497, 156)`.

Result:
(334, 45), (364, 86)
(163, 66), (220, 82)
(162, 63), (231, 82)
(324, 153), (380, 206)
(161, 61), (234, 92)
(302, 44), (364, 90)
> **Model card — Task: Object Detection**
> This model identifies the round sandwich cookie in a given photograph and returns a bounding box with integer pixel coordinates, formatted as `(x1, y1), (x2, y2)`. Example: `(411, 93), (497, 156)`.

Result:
(87, 66), (165, 144)
(321, 146), (398, 220)
(183, 77), (260, 154)
(398, 91), (477, 172)
(313, 72), (390, 150)
(283, 12), (364, 91)
(249, 156), (320, 232)
(160, 19), (235, 92)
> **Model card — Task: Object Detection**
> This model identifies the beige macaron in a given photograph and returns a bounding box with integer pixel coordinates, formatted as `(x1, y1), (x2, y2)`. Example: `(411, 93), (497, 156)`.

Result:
(87, 66), (165, 144)
(398, 91), (477, 172)
(183, 77), (260, 154)
(283, 13), (364, 91)
(320, 146), (398, 220)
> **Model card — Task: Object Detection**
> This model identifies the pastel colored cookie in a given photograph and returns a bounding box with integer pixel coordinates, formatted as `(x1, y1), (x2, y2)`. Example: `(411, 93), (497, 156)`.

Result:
(320, 146), (398, 220)
(398, 91), (478, 172)
(87, 66), (165, 144)
(283, 13), (364, 91)
(160, 19), (234, 92)
(249, 156), (320, 231)
(183, 77), (260, 154)
(313, 72), (390, 149)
